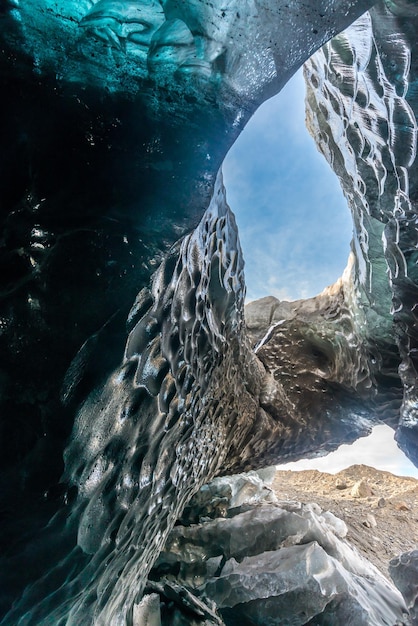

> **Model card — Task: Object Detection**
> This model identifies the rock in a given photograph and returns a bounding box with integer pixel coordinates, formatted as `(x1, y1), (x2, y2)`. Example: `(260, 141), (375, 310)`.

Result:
(133, 594), (161, 626)
(351, 479), (374, 498)
(362, 514), (377, 528)
(335, 478), (348, 490)
(377, 497), (386, 508)
(180, 472), (278, 525)
(395, 502), (411, 512)
(390, 551), (418, 626)
(321, 511), (348, 538)
(147, 580), (225, 626)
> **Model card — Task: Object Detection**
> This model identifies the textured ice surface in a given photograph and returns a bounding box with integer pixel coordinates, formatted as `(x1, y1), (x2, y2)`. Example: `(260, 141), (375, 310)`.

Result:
(25, 175), (382, 623)
(1, 0), (418, 624)
(1, 175), (261, 625)
(132, 594), (162, 626)
(305, 1), (418, 463)
(3, 0), (373, 98)
(390, 550), (418, 625)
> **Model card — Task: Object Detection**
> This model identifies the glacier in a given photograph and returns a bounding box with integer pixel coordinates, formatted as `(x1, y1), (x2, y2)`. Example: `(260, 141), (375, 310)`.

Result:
(0, 0), (417, 624)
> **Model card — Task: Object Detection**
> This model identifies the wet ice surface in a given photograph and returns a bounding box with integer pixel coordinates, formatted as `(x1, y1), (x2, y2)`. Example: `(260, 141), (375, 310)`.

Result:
(305, 1), (418, 462)
(390, 551), (418, 624)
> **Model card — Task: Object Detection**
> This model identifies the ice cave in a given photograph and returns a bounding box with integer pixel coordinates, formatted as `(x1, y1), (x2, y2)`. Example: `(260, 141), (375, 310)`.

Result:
(0, 0), (418, 624)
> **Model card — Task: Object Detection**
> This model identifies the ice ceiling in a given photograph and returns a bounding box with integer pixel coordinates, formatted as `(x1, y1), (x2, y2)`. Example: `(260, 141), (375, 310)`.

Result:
(0, 0), (417, 624)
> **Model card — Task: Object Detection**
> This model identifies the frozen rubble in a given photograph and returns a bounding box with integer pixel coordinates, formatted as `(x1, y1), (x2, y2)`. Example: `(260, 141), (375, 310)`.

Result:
(149, 472), (412, 625)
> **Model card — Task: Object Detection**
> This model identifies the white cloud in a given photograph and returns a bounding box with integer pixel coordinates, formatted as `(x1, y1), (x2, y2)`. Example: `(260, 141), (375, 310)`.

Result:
(278, 425), (418, 478)
(223, 67), (352, 304)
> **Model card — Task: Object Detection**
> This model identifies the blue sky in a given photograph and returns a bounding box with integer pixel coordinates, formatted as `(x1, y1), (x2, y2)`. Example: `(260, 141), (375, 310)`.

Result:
(222, 68), (418, 479)
(223, 68), (352, 303)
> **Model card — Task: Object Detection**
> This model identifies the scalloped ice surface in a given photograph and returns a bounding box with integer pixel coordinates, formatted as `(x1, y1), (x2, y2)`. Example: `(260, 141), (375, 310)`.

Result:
(1, 175), (262, 626)
(1, 1), (418, 625)
(304, 1), (418, 463)
(305, 4), (417, 293)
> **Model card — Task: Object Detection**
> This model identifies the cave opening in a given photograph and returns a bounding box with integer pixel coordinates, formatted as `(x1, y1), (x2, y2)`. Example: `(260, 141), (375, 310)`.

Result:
(223, 67), (352, 303)
(223, 66), (418, 479)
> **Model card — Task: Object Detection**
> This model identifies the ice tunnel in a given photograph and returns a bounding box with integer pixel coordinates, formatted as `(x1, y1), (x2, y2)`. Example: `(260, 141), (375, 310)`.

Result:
(0, 0), (418, 624)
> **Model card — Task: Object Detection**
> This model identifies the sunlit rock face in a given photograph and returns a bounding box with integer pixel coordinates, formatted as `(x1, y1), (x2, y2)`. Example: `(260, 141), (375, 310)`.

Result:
(1, 0), (418, 624)
(304, 0), (418, 464)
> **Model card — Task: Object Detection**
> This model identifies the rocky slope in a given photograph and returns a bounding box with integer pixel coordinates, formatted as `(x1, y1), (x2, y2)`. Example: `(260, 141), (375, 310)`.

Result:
(273, 465), (418, 577)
